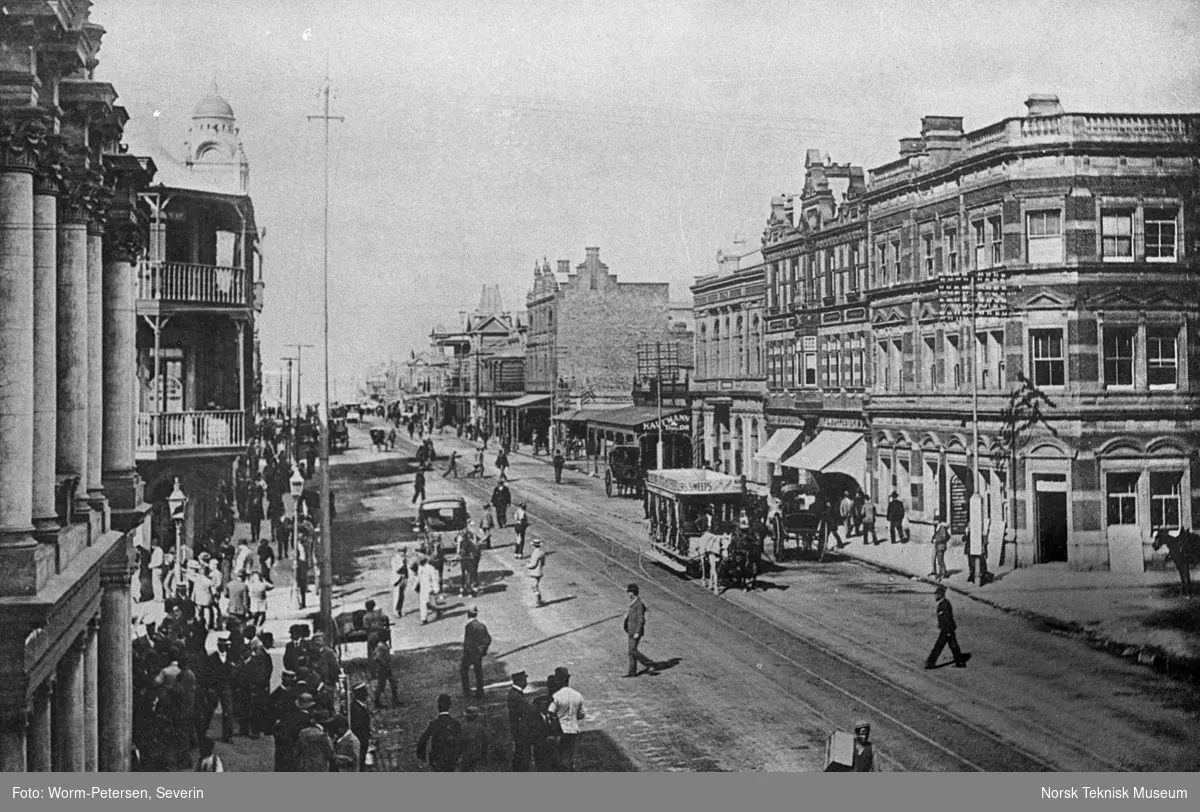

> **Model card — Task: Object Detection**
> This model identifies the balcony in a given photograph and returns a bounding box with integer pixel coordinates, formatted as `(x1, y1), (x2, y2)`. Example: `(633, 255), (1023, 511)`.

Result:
(138, 262), (249, 307)
(136, 410), (247, 459)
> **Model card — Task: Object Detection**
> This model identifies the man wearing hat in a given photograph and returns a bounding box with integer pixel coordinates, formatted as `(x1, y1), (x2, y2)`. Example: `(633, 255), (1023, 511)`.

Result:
(295, 710), (335, 772)
(925, 585), (969, 669)
(416, 694), (463, 771)
(461, 606), (491, 698)
(623, 583), (659, 677)
(227, 571), (250, 627)
(372, 636), (400, 708)
(272, 692), (314, 772)
(390, 545), (409, 617)
(886, 491), (907, 544)
(204, 633), (237, 742)
(349, 683), (372, 770)
(310, 631), (342, 689)
(527, 538), (546, 606)
(549, 666), (586, 771)
(506, 672), (534, 771)
(852, 721), (875, 772)
(459, 705), (489, 771)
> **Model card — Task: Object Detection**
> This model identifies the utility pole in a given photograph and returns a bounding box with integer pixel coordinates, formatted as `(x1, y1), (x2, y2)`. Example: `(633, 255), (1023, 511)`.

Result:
(308, 55), (344, 643)
(656, 342), (664, 470)
(281, 356), (298, 462)
(284, 343), (314, 464)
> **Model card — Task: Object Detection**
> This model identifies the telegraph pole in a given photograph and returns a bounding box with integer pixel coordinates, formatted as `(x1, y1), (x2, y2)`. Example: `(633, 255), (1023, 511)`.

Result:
(308, 56), (344, 642)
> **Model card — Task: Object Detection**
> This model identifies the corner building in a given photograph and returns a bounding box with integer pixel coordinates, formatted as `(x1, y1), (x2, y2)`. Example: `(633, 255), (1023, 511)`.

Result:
(862, 96), (1200, 571)
(1, 3), (156, 771)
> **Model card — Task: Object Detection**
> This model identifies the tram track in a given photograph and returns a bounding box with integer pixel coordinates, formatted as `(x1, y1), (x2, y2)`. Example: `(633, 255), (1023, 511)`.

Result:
(446, 470), (1065, 772)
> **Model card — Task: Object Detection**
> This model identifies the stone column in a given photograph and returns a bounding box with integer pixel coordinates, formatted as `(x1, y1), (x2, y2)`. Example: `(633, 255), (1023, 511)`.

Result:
(0, 706), (28, 772)
(28, 683), (52, 772)
(102, 225), (143, 510)
(83, 619), (98, 771)
(98, 556), (132, 772)
(86, 215), (107, 510)
(54, 635), (85, 772)
(32, 145), (61, 537)
(57, 167), (97, 511)
(0, 110), (45, 596)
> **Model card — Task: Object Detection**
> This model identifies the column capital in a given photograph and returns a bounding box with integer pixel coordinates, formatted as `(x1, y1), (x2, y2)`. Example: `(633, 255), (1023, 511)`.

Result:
(33, 133), (67, 195)
(58, 163), (105, 225)
(88, 183), (113, 235)
(103, 222), (144, 264)
(0, 107), (52, 173)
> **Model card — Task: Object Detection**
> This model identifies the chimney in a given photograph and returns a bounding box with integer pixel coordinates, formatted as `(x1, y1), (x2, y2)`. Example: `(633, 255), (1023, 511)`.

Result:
(557, 260), (570, 275)
(585, 247), (600, 259)
(898, 137), (926, 157)
(920, 116), (964, 137)
(1025, 94), (1064, 118)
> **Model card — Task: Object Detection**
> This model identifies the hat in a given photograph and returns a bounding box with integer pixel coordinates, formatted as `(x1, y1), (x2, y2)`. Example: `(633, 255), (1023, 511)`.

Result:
(437, 693), (453, 712)
(890, 490), (899, 498)
(532, 538), (542, 546)
(311, 631), (326, 643)
(465, 705), (480, 718)
(854, 720), (871, 731)
(554, 666), (570, 681)
(934, 585), (947, 596)
(199, 552), (212, 562)
(626, 583), (639, 595)
(466, 605), (479, 617)
(282, 670), (297, 681)
(296, 693), (316, 709)
(511, 671), (527, 683)
(352, 683), (369, 696)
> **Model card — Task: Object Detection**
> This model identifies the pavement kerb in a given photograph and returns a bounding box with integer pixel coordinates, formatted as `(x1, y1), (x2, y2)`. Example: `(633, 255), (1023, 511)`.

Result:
(836, 546), (1200, 682)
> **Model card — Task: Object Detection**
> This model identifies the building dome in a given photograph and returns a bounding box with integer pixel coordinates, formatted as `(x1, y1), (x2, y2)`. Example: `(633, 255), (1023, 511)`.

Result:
(193, 93), (235, 120)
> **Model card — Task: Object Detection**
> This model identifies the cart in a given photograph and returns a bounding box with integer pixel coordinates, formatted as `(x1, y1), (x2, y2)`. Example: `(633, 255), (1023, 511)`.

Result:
(605, 444), (644, 498)
(771, 483), (824, 560)
(329, 418), (350, 452)
(643, 468), (747, 574)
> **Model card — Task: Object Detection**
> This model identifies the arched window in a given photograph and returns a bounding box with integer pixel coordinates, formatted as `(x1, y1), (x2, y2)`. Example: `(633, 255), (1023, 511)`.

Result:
(736, 315), (745, 376)
(712, 318), (721, 378)
(698, 324), (707, 378)
(752, 316), (762, 376)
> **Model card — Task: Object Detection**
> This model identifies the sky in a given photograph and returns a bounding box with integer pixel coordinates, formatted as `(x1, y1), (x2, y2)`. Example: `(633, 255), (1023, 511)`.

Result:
(91, 0), (1200, 404)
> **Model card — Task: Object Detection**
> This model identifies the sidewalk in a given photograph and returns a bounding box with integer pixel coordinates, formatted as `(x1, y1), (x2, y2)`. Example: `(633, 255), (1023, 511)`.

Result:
(427, 428), (1200, 681)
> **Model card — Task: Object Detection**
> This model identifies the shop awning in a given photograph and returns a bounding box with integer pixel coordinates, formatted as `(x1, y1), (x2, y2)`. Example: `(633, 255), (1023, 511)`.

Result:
(587, 405), (688, 432)
(754, 428), (803, 464)
(553, 407), (623, 423)
(781, 430), (866, 482)
(496, 394), (551, 410)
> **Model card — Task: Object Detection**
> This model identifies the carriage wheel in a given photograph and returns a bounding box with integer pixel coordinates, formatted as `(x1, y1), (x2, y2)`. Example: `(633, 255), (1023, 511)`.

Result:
(605, 470), (613, 497)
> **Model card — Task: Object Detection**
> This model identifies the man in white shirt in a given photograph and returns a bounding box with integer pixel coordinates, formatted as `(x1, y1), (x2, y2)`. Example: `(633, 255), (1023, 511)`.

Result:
(233, 537), (253, 579)
(548, 665), (585, 770)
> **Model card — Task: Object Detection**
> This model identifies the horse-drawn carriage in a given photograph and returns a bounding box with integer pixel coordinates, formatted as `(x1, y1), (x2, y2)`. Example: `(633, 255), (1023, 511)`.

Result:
(770, 482), (825, 560)
(605, 444), (644, 498)
(643, 469), (762, 590)
(329, 417), (349, 452)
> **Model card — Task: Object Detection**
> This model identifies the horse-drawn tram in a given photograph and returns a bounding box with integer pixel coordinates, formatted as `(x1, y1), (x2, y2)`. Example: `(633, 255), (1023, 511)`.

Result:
(643, 468), (746, 574)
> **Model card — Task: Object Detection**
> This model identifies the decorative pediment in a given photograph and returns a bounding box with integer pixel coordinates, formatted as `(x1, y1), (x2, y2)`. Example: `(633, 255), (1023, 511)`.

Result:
(1087, 289), (1143, 310)
(917, 301), (939, 322)
(871, 306), (907, 326)
(1021, 289), (1072, 310)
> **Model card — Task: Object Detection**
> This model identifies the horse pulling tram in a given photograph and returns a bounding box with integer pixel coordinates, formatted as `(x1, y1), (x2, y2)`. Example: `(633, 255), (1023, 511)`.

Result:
(643, 469), (763, 591)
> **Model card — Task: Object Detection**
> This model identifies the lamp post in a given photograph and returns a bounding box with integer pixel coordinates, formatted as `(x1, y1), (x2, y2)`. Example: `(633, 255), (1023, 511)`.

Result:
(289, 466), (305, 607)
(167, 477), (187, 598)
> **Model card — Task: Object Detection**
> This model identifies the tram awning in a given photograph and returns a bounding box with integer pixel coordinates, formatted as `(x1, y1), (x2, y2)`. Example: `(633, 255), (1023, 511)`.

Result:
(781, 430), (866, 481)
(496, 394), (551, 410)
(754, 428), (803, 464)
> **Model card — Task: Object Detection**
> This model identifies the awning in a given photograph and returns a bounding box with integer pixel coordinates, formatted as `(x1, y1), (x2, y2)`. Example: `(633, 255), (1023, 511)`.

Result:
(754, 428), (803, 464)
(781, 430), (866, 482)
(587, 405), (688, 432)
(553, 407), (624, 423)
(496, 394), (551, 410)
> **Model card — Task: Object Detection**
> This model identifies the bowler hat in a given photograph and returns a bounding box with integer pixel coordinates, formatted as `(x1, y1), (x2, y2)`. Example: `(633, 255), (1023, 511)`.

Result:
(532, 538), (542, 546)
(854, 720), (871, 731)
(511, 671), (527, 683)
(626, 583), (639, 595)
(554, 666), (570, 681)
(466, 605), (479, 617)
(935, 585), (947, 595)
(296, 693), (316, 709)
(465, 705), (480, 718)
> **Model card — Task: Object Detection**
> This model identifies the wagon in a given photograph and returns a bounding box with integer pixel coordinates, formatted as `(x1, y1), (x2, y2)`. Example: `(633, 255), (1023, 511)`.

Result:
(334, 608), (390, 647)
(329, 418), (349, 452)
(643, 468), (747, 573)
(771, 483), (824, 560)
(605, 444), (644, 498)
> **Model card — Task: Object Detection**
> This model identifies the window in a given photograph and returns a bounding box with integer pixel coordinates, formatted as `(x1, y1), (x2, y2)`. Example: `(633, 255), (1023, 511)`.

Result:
(1147, 327), (1178, 388)
(1150, 471), (1182, 530)
(1145, 208), (1177, 262)
(944, 227), (958, 274)
(1026, 210), (1063, 264)
(852, 343), (864, 387)
(1101, 211), (1133, 260)
(891, 238), (901, 281)
(973, 220), (988, 269)
(945, 334), (961, 388)
(1102, 327), (1135, 388)
(922, 233), (934, 277)
(989, 215), (1003, 266)
(923, 335), (937, 389)
(1030, 329), (1064, 387)
(876, 244), (887, 287)
(804, 351), (817, 386)
(1106, 472), (1139, 526)
(828, 339), (840, 388)
(876, 342), (890, 390)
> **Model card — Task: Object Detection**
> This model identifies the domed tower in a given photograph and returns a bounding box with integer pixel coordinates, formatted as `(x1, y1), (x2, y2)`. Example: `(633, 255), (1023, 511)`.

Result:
(184, 85), (250, 194)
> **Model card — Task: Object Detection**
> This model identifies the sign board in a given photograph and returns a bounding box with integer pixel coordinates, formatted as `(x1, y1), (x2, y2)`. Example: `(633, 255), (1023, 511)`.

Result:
(645, 469), (743, 496)
(643, 413), (690, 433)
(949, 472), (969, 535)
(824, 731), (855, 772)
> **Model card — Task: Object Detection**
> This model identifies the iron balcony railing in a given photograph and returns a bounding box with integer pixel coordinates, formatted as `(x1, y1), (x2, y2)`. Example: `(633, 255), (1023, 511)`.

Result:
(136, 410), (247, 452)
(138, 262), (249, 306)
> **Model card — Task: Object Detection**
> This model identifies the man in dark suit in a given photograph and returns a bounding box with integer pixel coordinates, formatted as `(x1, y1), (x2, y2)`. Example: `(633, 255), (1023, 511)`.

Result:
(506, 671), (534, 771)
(416, 693), (462, 771)
(925, 585), (968, 669)
(460, 606), (491, 698)
(623, 583), (658, 677)
(491, 482), (512, 528)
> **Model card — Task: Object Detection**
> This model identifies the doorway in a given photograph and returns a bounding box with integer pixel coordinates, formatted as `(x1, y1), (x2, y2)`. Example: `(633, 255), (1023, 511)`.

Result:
(1034, 474), (1068, 563)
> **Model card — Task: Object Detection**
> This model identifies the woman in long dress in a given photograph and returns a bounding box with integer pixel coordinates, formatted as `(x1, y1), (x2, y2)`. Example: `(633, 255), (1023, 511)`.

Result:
(137, 544), (155, 602)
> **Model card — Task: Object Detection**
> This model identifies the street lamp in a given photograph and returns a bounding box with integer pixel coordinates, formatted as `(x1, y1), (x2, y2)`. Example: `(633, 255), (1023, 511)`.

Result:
(166, 477), (187, 598)
(290, 465), (305, 607)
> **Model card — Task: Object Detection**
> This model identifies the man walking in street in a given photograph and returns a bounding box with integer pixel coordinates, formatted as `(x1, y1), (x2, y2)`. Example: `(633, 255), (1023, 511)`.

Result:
(391, 545), (410, 616)
(930, 512), (950, 580)
(552, 447), (565, 484)
(623, 583), (658, 677)
(460, 606), (491, 698)
(372, 636), (400, 707)
(527, 538), (546, 607)
(417, 553), (440, 625)
(924, 585), (969, 669)
(513, 502), (529, 558)
(492, 481), (512, 528)
(459, 530), (481, 596)
(227, 571), (250, 628)
(549, 665), (585, 771)
(496, 447), (510, 481)
(416, 694), (462, 772)
(860, 493), (879, 545)
(443, 449), (459, 478)
(507, 672), (534, 771)
(459, 706), (489, 772)
(887, 491), (907, 543)
(411, 468), (427, 504)
(839, 489), (855, 540)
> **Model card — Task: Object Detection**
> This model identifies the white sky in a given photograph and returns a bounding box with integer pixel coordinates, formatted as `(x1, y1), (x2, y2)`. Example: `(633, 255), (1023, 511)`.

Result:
(91, 0), (1200, 403)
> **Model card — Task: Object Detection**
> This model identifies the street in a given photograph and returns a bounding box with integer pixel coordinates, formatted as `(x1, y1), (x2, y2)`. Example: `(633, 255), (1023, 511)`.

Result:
(330, 425), (1200, 772)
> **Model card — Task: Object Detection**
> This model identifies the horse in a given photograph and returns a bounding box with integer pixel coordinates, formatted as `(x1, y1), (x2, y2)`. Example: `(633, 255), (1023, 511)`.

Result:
(369, 427), (387, 451)
(1152, 528), (1198, 598)
(724, 529), (762, 591)
(694, 532), (731, 594)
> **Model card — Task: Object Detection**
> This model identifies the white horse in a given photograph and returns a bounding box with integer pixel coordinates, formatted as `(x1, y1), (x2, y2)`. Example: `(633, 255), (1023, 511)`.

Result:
(695, 532), (732, 594)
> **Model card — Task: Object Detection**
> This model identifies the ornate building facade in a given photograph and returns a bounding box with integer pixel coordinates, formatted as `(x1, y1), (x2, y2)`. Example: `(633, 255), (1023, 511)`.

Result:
(1, 2), (155, 772)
